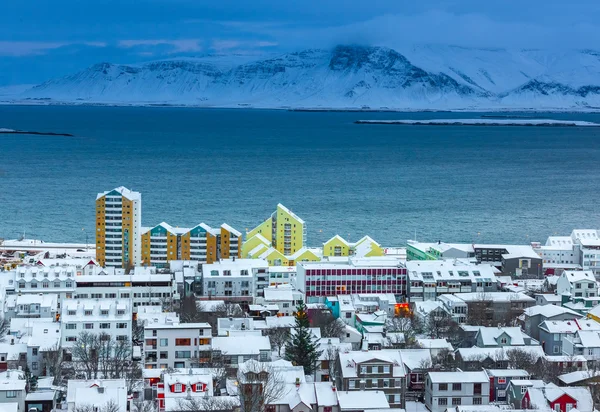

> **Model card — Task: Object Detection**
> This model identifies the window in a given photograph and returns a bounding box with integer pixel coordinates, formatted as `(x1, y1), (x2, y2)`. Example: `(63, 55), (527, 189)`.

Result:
(117, 310), (126, 315)
(452, 383), (462, 391)
(32, 348), (38, 356)
(522, 387), (528, 394)
(345, 312), (352, 319)
(349, 380), (355, 389)
(555, 404), (561, 412)
(439, 383), (448, 391)
(160, 352), (168, 359)
(175, 351), (191, 359)
(360, 366), (367, 375)
(566, 403), (574, 411)
(100, 323), (110, 329)
(175, 384), (182, 392)
(473, 398), (482, 405)
(32, 362), (38, 370)
(116, 335), (127, 341)
(452, 398), (461, 405)
(438, 398), (448, 406)
(176, 338), (191, 346)
(117, 323), (127, 329)
(383, 365), (390, 374)
(6, 391), (17, 398)
(160, 339), (168, 346)
(66, 336), (77, 342)
(84, 323), (94, 329)
(84, 310), (93, 316)
(66, 324), (77, 330)
(498, 378), (507, 384)
(66, 282), (73, 288)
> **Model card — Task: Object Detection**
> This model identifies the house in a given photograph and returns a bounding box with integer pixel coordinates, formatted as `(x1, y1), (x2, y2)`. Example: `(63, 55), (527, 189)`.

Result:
(557, 271), (598, 299)
(472, 244), (543, 277)
(143, 321), (212, 369)
(437, 295), (468, 324)
(537, 319), (600, 356)
(506, 379), (545, 409)
(425, 371), (490, 412)
(0, 343), (27, 372)
(337, 350), (406, 408)
(337, 390), (391, 411)
(201, 258), (269, 305)
(485, 369), (529, 402)
(416, 339), (453, 358)
(316, 338), (352, 383)
(399, 349), (433, 391)
(535, 294), (563, 306)
(455, 346), (544, 371)
(558, 370), (600, 386)
(521, 305), (582, 342)
(474, 326), (538, 348)
(0, 370), (26, 412)
(66, 379), (128, 412)
(523, 384), (593, 412)
(3, 294), (58, 320)
(258, 285), (303, 316)
(562, 330), (600, 360)
(442, 292), (535, 326)
(25, 377), (59, 412)
(539, 355), (587, 375)
(157, 370), (213, 411)
(211, 334), (271, 368)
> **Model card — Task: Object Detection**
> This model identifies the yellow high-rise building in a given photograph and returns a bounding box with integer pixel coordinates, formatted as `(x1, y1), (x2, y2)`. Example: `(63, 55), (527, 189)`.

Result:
(96, 187), (142, 268)
(247, 204), (306, 256)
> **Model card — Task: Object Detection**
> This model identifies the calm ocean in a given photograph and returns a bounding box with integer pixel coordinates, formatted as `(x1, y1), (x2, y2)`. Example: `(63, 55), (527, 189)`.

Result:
(1, 105), (599, 246)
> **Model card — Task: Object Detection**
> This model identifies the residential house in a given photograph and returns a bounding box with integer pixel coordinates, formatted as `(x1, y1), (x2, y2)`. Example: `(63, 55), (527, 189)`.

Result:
(557, 271), (598, 299)
(486, 369), (529, 403)
(562, 330), (600, 361)
(399, 349), (433, 391)
(523, 384), (593, 412)
(455, 346), (545, 371)
(337, 350), (406, 408)
(506, 379), (545, 409)
(316, 338), (352, 383)
(258, 285), (303, 316)
(66, 379), (128, 412)
(474, 326), (538, 348)
(143, 321), (212, 369)
(0, 370), (26, 412)
(535, 294), (563, 306)
(3, 294), (58, 320)
(201, 258), (269, 305)
(157, 370), (213, 411)
(537, 319), (600, 356)
(211, 334), (271, 369)
(521, 305), (582, 342)
(425, 371), (490, 412)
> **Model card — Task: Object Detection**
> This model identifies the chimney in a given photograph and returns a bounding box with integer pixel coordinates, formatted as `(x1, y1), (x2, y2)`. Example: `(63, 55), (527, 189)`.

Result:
(332, 383), (336, 392)
(295, 377), (300, 388)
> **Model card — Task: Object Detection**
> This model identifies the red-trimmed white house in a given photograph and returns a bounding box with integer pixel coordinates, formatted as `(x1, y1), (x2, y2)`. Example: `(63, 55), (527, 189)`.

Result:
(157, 372), (213, 411)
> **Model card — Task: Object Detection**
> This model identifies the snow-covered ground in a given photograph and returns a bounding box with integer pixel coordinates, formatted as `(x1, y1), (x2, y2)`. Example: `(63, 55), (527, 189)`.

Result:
(7, 45), (600, 110)
(356, 119), (600, 126)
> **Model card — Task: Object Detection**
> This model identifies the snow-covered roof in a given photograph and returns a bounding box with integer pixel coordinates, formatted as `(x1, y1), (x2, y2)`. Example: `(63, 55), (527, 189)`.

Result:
(558, 370), (600, 385)
(407, 260), (498, 282)
(399, 349), (432, 371)
(476, 326), (532, 346)
(452, 292), (535, 303)
(457, 346), (545, 361)
(576, 330), (600, 347)
(211, 335), (270, 355)
(539, 320), (581, 334)
(544, 236), (574, 250)
(417, 338), (453, 350)
(562, 270), (596, 283)
(428, 371), (489, 383)
(339, 350), (406, 379)
(220, 223), (241, 237)
(313, 382), (338, 406)
(486, 369), (529, 378)
(96, 186), (140, 201)
(337, 390), (390, 410)
(263, 286), (295, 302)
(522, 305), (581, 318)
(202, 258), (268, 276)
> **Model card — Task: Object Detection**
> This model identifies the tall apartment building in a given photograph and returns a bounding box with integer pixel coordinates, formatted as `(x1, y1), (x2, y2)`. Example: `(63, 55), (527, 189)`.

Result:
(246, 204), (306, 256)
(96, 187), (142, 268)
(141, 222), (241, 267)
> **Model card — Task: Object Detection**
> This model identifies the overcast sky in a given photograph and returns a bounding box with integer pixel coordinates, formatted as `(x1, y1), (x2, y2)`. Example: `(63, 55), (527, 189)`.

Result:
(1, 0), (599, 86)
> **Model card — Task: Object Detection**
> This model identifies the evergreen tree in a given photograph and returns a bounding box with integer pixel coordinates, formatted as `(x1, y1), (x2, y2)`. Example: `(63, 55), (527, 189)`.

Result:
(285, 303), (322, 376)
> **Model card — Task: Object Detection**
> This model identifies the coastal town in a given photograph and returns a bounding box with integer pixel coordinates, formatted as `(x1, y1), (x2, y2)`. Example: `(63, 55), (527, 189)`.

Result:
(1, 186), (600, 412)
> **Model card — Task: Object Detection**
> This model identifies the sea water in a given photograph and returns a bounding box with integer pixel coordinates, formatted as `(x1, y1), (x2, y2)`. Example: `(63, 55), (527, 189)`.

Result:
(0, 105), (599, 246)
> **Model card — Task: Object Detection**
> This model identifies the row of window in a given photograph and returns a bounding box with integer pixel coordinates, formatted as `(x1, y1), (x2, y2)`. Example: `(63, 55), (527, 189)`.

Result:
(66, 335), (128, 342)
(18, 281), (73, 288)
(66, 309), (127, 316)
(437, 397), (483, 406)
(348, 378), (400, 389)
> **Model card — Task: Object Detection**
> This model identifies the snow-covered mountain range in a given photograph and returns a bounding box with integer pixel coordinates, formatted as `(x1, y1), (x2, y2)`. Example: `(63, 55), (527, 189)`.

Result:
(11, 45), (600, 110)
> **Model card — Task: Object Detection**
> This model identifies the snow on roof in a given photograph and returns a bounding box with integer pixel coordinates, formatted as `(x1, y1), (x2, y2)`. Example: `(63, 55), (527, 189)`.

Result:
(562, 270), (596, 283)
(339, 350), (406, 379)
(399, 349), (432, 371)
(457, 346), (545, 361)
(414, 300), (446, 317)
(66, 379), (127, 404)
(543, 355), (587, 363)
(220, 223), (241, 237)
(202, 258), (268, 275)
(453, 292), (535, 303)
(265, 316), (296, 328)
(276, 203), (305, 224)
(26, 391), (56, 401)
(0, 371), (26, 391)
(544, 236), (574, 249)
(96, 186), (140, 201)
(211, 335), (270, 355)
(522, 305), (581, 318)
(486, 369), (529, 377)
(163, 372), (213, 393)
(540, 319), (591, 334)
(27, 321), (61, 351)
(337, 390), (390, 410)
(416, 338), (453, 350)
(558, 370), (600, 385)
(324, 235), (350, 246)
(313, 382), (338, 406)
(263, 286), (295, 302)
(576, 330), (600, 347)
(406, 260), (498, 282)
(428, 371), (489, 383)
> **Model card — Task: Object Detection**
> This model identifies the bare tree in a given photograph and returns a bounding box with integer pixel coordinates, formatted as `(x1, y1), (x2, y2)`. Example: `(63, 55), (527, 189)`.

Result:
(0, 316), (9, 342)
(238, 361), (288, 412)
(132, 399), (157, 412)
(324, 346), (341, 383)
(432, 348), (456, 370)
(264, 327), (290, 356)
(41, 342), (70, 386)
(75, 400), (121, 412)
(214, 302), (244, 319)
(71, 331), (101, 379)
(175, 396), (239, 412)
(132, 321), (145, 345)
(506, 348), (538, 370)
(311, 307), (346, 338)
(179, 295), (202, 323)
(125, 361), (143, 396)
(386, 315), (420, 348)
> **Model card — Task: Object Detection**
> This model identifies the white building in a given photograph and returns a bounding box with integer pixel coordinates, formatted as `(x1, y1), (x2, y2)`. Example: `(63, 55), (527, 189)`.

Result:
(74, 272), (176, 309)
(211, 334), (271, 366)
(4, 294), (58, 320)
(61, 299), (132, 348)
(66, 379), (128, 412)
(406, 260), (498, 302)
(425, 371), (490, 412)
(557, 271), (598, 299)
(158, 370), (213, 412)
(571, 230), (600, 275)
(201, 258), (269, 302)
(257, 285), (304, 316)
(143, 322), (212, 369)
(13, 265), (78, 303)
(0, 370), (26, 412)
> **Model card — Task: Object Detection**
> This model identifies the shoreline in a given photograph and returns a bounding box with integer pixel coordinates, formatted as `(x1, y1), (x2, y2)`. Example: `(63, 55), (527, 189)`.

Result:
(1, 100), (600, 114)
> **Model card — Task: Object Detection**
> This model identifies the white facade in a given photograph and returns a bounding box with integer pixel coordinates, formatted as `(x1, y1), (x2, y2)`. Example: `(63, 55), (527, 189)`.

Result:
(67, 379), (128, 412)
(425, 371), (490, 412)
(4, 294), (58, 320)
(257, 285), (303, 316)
(572, 230), (600, 275)
(556, 271), (598, 299)
(13, 265), (78, 305)
(201, 258), (269, 301)
(74, 272), (176, 309)
(61, 299), (132, 348)
(143, 322), (212, 369)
